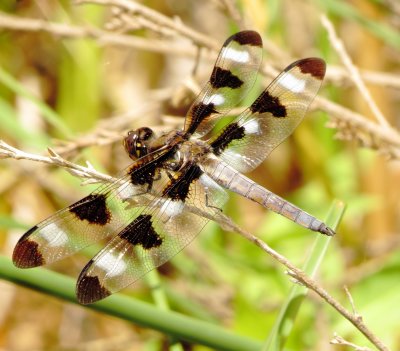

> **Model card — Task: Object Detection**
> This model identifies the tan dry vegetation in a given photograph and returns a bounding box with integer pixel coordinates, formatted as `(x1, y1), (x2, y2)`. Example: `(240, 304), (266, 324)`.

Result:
(0, 0), (399, 350)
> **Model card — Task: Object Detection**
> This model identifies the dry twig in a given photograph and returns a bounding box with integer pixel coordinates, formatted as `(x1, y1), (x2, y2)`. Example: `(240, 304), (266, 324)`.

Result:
(321, 15), (390, 129)
(218, 0), (246, 29)
(0, 4), (397, 349)
(1, 10), (400, 161)
(0, 140), (390, 351)
(344, 285), (360, 317)
(75, 0), (220, 50)
(314, 96), (400, 159)
(331, 333), (373, 351)
(0, 11), (197, 57)
(0, 141), (113, 185)
(1, 10), (399, 89)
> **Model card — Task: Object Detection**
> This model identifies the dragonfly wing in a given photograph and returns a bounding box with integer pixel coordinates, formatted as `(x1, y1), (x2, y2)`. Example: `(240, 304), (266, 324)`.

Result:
(76, 163), (228, 304)
(184, 31), (263, 136)
(209, 58), (326, 173)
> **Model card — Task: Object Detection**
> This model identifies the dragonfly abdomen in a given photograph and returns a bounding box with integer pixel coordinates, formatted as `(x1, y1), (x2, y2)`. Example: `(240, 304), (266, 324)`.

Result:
(204, 158), (334, 236)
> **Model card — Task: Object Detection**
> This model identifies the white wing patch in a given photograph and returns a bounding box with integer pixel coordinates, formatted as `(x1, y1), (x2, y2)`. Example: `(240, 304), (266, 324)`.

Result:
(221, 47), (250, 63)
(242, 119), (260, 134)
(99, 251), (127, 278)
(223, 149), (256, 169)
(204, 93), (225, 106)
(278, 72), (306, 93)
(160, 200), (184, 218)
(118, 183), (142, 201)
(40, 223), (69, 247)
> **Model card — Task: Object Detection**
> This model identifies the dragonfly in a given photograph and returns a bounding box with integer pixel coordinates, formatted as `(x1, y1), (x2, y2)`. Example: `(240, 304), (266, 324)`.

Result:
(13, 30), (334, 304)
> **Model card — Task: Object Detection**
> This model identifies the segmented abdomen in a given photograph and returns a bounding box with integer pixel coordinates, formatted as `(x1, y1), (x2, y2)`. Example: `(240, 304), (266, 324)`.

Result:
(203, 157), (333, 236)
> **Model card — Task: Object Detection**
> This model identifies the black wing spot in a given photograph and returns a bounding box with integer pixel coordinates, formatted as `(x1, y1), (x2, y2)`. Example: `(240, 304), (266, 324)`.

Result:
(69, 194), (111, 225)
(187, 102), (218, 135)
(13, 228), (45, 268)
(230, 30), (262, 47)
(128, 149), (174, 188)
(128, 161), (157, 188)
(77, 273), (111, 304)
(250, 90), (287, 117)
(163, 164), (203, 201)
(120, 214), (163, 250)
(210, 67), (243, 89)
(295, 58), (326, 80)
(211, 122), (246, 155)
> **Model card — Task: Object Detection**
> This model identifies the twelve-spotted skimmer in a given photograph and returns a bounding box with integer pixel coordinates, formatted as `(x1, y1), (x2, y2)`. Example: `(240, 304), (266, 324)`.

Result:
(13, 31), (334, 304)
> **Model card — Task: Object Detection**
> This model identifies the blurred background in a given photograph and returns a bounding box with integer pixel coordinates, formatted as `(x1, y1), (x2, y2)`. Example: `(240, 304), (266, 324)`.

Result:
(0, 0), (399, 350)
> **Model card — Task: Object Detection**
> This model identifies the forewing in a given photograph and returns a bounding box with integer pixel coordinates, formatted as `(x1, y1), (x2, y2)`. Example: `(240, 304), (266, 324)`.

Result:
(76, 163), (228, 304)
(12, 149), (171, 269)
(184, 30), (263, 136)
(209, 58), (326, 173)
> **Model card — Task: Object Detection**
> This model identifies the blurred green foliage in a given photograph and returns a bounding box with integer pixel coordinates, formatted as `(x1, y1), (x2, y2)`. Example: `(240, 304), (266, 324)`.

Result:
(0, 0), (399, 350)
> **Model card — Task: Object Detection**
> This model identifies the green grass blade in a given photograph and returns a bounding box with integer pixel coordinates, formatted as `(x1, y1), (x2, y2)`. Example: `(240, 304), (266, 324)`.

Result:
(0, 215), (28, 230)
(0, 66), (72, 138)
(0, 256), (262, 351)
(319, 0), (400, 49)
(262, 200), (346, 351)
(146, 269), (185, 351)
(0, 97), (50, 148)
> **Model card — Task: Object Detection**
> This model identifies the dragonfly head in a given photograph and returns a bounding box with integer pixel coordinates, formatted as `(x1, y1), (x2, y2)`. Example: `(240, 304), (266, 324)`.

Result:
(124, 127), (155, 160)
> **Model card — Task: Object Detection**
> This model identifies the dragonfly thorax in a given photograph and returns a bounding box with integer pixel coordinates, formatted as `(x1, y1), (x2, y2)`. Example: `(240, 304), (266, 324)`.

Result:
(12, 30), (333, 306)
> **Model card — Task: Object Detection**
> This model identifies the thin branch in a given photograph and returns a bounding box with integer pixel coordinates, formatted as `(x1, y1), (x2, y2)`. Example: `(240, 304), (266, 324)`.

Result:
(0, 11), (399, 90)
(0, 4), (395, 349)
(331, 333), (373, 351)
(0, 140), (389, 351)
(321, 15), (390, 129)
(284, 267), (388, 351)
(314, 96), (400, 159)
(344, 285), (358, 316)
(327, 66), (400, 90)
(219, 0), (246, 29)
(1, 9), (400, 158)
(3, 10), (400, 159)
(0, 140), (113, 184)
(75, 0), (220, 50)
(0, 11), (197, 57)
(52, 98), (165, 157)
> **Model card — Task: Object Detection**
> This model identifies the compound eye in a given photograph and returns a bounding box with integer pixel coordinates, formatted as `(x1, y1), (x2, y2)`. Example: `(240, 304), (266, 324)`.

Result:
(140, 127), (154, 141)
(123, 128), (155, 160)
(123, 131), (139, 159)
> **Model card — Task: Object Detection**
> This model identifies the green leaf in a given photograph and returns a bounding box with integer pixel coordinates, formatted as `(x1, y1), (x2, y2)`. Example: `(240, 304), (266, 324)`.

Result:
(262, 200), (346, 350)
(0, 256), (262, 351)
